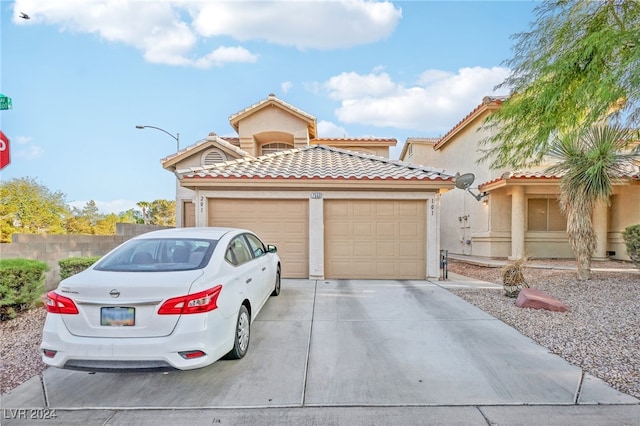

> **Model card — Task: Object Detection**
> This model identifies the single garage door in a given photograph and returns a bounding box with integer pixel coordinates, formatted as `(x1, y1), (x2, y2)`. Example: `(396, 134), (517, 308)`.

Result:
(208, 199), (308, 278)
(324, 200), (426, 279)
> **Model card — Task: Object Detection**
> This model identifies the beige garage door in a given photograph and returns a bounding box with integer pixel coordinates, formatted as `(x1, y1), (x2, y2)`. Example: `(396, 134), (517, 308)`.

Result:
(324, 200), (426, 279)
(208, 199), (308, 278)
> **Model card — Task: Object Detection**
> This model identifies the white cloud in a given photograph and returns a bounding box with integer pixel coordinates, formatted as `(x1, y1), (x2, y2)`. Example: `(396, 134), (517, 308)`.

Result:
(318, 120), (349, 138)
(281, 81), (293, 94)
(12, 136), (43, 159)
(193, 1), (401, 50)
(325, 72), (397, 100)
(193, 46), (258, 69)
(15, 136), (32, 145)
(13, 0), (401, 68)
(321, 66), (511, 135)
(68, 199), (139, 215)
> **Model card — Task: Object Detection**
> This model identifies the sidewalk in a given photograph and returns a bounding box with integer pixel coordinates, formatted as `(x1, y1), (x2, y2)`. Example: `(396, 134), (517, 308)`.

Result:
(1, 403), (640, 425)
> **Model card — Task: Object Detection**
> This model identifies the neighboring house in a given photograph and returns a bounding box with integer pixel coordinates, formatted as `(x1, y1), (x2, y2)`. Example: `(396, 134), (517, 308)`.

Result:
(162, 94), (454, 280)
(400, 96), (640, 262)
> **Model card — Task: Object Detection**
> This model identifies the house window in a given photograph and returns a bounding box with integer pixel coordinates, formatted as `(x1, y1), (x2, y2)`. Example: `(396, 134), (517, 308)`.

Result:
(527, 198), (566, 231)
(261, 142), (293, 155)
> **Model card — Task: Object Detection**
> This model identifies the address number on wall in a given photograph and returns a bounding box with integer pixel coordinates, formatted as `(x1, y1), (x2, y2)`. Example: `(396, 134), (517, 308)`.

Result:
(310, 192), (322, 199)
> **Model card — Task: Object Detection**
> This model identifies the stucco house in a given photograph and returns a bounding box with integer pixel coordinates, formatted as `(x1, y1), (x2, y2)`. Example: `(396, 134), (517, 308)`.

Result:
(162, 94), (454, 280)
(400, 96), (640, 262)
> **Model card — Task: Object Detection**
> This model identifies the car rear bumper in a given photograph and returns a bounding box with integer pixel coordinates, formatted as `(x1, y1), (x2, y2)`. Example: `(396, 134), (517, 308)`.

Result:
(40, 312), (236, 371)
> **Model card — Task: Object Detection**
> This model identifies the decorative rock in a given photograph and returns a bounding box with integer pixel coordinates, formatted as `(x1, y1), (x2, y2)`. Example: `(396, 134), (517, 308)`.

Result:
(515, 288), (570, 312)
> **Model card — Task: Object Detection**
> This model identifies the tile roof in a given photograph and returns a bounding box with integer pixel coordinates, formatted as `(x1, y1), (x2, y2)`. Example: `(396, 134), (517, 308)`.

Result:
(176, 145), (452, 182)
(161, 133), (250, 164)
(228, 94), (317, 137)
(479, 166), (640, 189)
(434, 96), (507, 150)
(406, 137), (440, 144)
(229, 93), (316, 123)
(399, 137), (440, 160)
(312, 137), (397, 145)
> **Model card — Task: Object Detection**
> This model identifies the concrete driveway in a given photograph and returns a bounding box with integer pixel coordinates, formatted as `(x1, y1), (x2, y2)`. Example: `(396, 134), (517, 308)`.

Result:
(2, 279), (638, 423)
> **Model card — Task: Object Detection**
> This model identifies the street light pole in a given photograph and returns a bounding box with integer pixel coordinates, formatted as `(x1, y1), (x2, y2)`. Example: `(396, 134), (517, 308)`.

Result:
(135, 125), (180, 151)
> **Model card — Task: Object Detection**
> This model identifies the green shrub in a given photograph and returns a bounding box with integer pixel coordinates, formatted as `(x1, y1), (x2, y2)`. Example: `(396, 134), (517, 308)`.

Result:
(0, 258), (49, 321)
(59, 256), (101, 280)
(622, 224), (640, 268)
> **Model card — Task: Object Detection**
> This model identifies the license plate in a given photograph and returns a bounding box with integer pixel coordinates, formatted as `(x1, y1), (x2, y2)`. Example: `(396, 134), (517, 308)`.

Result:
(101, 307), (135, 326)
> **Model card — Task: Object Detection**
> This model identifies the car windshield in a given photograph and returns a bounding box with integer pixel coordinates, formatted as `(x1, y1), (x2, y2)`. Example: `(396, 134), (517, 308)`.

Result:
(94, 238), (217, 272)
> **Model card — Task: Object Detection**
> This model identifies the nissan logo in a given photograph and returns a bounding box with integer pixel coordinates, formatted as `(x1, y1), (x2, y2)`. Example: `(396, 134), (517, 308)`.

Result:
(109, 289), (121, 298)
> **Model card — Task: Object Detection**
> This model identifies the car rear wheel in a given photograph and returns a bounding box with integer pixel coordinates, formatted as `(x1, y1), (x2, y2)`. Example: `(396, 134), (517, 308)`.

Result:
(226, 305), (250, 360)
(271, 267), (281, 296)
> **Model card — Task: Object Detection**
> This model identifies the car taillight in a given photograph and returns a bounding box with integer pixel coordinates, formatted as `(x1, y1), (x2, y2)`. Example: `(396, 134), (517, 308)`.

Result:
(43, 349), (57, 358)
(179, 350), (206, 359)
(45, 291), (79, 314)
(158, 285), (222, 315)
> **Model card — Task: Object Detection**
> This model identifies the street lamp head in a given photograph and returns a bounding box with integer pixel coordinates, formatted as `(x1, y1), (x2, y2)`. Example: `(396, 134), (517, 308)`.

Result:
(135, 124), (180, 151)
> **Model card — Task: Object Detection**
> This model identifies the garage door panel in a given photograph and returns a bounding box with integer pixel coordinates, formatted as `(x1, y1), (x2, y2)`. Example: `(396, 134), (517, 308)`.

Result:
(398, 261), (420, 277)
(399, 241), (421, 257)
(334, 244), (352, 257)
(376, 241), (396, 256)
(376, 203), (395, 216)
(353, 241), (373, 256)
(352, 223), (371, 237)
(325, 200), (426, 279)
(209, 199), (308, 278)
(353, 262), (376, 276)
(399, 221), (420, 236)
(353, 203), (372, 216)
(376, 222), (395, 237)
(375, 262), (396, 276)
(326, 202), (348, 215)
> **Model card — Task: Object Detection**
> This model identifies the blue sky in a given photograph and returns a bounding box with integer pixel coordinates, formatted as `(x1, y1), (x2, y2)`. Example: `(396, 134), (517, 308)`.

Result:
(1, 0), (537, 214)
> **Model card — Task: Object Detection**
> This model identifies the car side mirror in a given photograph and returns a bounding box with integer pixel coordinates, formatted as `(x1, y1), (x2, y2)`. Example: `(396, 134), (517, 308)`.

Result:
(267, 244), (278, 253)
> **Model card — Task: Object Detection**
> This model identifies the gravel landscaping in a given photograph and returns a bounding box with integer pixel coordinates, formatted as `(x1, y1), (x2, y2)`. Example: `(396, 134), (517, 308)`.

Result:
(447, 259), (640, 399)
(1, 259), (638, 400)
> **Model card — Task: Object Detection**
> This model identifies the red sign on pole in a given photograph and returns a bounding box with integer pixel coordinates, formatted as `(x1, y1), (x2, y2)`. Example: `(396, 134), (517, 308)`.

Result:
(0, 130), (10, 170)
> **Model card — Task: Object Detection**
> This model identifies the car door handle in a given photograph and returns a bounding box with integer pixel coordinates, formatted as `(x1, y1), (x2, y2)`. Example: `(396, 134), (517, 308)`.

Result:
(246, 278), (252, 284)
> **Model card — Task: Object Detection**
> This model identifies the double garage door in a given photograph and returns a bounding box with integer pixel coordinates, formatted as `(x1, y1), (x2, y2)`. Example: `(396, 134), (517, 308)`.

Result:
(208, 199), (426, 280)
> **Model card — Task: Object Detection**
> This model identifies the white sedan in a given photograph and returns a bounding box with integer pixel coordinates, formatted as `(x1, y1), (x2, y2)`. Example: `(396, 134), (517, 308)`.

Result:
(41, 227), (281, 371)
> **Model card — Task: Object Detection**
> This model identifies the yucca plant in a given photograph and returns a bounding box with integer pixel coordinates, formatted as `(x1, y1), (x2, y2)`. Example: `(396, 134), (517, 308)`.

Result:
(546, 124), (640, 280)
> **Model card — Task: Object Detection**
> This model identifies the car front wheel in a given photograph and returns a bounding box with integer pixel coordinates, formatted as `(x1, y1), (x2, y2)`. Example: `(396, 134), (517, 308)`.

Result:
(271, 267), (281, 296)
(226, 305), (250, 360)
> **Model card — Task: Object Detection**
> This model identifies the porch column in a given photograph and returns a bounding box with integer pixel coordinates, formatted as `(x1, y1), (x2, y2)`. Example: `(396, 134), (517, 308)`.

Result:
(308, 195), (324, 280)
(509, 186), (525, 260)
(592, 200), (609, 260)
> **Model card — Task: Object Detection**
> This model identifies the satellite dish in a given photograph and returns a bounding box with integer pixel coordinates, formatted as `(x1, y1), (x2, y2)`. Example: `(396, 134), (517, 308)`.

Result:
(453, 172), (488, 201)
(454, 173), (475, 190)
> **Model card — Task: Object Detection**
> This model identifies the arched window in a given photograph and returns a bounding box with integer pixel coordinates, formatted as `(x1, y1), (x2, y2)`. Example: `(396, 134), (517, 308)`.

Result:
(261, 142), (293, 155)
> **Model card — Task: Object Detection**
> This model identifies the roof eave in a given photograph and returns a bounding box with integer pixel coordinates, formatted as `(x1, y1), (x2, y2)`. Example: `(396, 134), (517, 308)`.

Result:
(161, 136), (250, 171)
(178, 176), (454, 192)
(434, 100), (503, 151)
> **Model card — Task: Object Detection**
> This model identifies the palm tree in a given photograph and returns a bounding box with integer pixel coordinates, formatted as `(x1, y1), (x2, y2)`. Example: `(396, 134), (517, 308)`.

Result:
(136, 201), (151, 225)
(546, 124), (639, 280)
